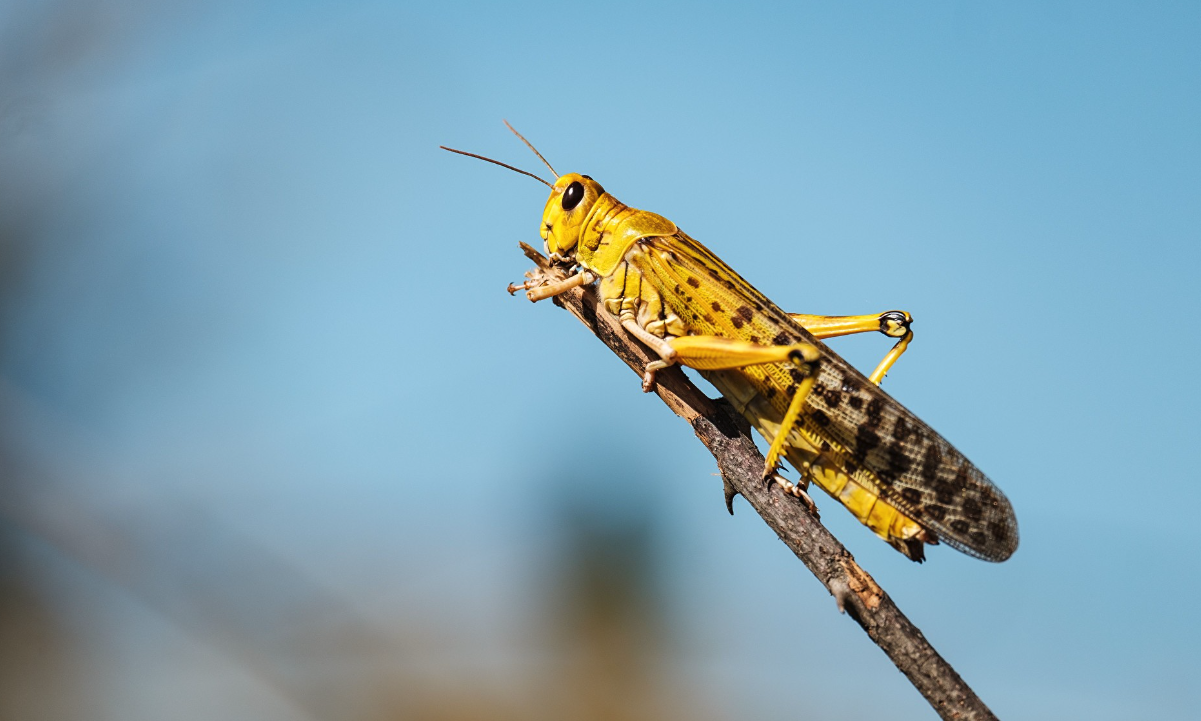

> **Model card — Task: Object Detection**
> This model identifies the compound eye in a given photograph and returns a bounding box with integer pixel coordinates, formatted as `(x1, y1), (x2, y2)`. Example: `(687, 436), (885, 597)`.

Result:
(561, 181), (585, 211)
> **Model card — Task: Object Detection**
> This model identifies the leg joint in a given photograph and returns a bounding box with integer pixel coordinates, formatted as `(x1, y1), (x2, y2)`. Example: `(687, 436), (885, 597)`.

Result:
(879, 310), (912, 338)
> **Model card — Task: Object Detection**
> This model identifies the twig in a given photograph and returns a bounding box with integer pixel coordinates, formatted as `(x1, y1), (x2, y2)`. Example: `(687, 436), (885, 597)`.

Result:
(517, 243), (999, 721)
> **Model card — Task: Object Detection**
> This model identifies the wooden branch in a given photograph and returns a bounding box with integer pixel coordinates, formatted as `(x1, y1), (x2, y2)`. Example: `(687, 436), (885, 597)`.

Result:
(517, 243), (999, 721)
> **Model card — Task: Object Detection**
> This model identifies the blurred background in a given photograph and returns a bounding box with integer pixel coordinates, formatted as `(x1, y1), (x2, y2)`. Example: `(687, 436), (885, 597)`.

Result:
(1, 1), (1198, 719)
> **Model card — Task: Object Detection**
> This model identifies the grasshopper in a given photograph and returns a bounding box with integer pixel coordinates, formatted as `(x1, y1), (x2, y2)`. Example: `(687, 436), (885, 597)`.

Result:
(443, 126), (1018, 563)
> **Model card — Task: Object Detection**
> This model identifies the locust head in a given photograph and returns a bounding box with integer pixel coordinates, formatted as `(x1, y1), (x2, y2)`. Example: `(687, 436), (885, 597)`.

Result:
(540, 173), (605, 260)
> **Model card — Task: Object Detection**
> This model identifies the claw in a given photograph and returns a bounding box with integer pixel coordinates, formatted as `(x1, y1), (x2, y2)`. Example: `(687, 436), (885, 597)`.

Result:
(761, 466), (777, 492)
(770, 473), (820, 517)
(760, 458), (781, 485)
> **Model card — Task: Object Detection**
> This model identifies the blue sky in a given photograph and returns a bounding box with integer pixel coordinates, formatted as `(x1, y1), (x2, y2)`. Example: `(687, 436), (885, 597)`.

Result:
(1, 1), (1198, 719)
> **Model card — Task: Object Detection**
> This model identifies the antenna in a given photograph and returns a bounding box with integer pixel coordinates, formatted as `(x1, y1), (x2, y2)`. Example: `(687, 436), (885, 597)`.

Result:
(503, 120), (558, 178)
(439, 146), (553, 188)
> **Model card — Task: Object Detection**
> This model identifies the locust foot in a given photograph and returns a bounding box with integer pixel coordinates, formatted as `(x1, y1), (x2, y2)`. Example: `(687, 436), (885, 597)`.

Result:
(769, 473), (819, 518)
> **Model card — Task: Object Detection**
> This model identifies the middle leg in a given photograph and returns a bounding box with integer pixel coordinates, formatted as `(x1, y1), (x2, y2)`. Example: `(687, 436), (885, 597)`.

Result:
(649, 334), (822, 478)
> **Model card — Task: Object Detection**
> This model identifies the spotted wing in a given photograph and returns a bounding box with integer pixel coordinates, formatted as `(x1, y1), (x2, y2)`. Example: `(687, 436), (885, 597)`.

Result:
(639, 231), (1019, 561)
(803, 367), (1019, 561)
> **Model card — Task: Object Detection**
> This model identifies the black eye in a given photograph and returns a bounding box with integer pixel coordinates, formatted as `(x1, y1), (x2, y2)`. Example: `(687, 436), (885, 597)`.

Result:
(562, 181), (585, 211)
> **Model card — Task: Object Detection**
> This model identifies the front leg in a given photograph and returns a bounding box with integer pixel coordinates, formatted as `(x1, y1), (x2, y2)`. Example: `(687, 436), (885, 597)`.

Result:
(518, 269), (598, 302)
(790, 310), (913, 385)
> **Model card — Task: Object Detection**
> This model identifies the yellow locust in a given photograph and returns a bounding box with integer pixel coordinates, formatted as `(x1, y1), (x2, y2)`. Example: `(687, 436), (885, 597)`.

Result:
(443, 126), (1018, 563)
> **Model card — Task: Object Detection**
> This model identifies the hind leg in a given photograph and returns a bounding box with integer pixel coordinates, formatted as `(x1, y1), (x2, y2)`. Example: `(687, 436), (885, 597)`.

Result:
(789, 311), (913, 385)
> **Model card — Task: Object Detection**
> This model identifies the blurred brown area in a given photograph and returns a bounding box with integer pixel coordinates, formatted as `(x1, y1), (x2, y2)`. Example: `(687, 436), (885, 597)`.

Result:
(543, 508), (672, 721)
(0, 523), (80, 721)
(0, 447), (716, 720)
